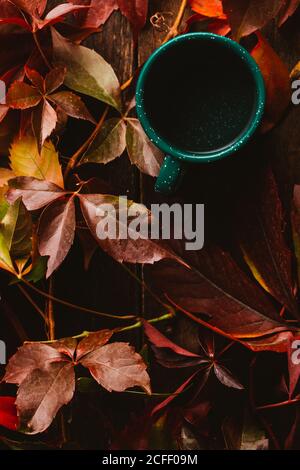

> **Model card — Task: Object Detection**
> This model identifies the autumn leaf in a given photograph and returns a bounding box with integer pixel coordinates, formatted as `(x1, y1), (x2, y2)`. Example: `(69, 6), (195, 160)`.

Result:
(1, 198), (32, 262)
(6, 81), (41, 109)
(78, 193), (179, 264)
(38, 196), (76, 278)
(17, 361), (75, 434)
(9, 136), (64, 188)
(237, 168), (297, 316)
(278, 0), (300, 26)
(7, 177), (66, 211)
(0, 232), (14, 273)
(48, 91), (95, 123)
(51, 27), (121, 111)
(32, 100), (58, 151)
(117, 0), (148, 40)
(189, 0), (226, 19)
(149, 242), (291, 351)
(251, 33), (291, 133)
(68, 0), (118, 28)
(222, 0), (283, 42)
(292, 185), (300, 289)
(0, 397), (18, 431)
(81, 118), (127, 165)
(126, 119), (164, 177)
(4, 331), (151, 433)
(80, 342), (151, 393)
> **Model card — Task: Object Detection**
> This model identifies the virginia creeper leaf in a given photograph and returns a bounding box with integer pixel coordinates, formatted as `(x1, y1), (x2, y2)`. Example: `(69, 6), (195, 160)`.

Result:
(80, 118), (126, 164)
(48, 91), (95, 123)
(7, 177), (66, 210)
(51, 27), (121, 111)
(126, 118), (164, 177)
(6, 81), (41, 109)
(38, 196), (76, 278)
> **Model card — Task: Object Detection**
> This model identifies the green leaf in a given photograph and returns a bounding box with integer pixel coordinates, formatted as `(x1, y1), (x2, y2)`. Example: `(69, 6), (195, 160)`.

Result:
(0, 232), (14, 273)
(24, 256), (48, 283)
(81, 118), (126, 164)
(1, 198), (32, 260)
(51, 28), (121, 111)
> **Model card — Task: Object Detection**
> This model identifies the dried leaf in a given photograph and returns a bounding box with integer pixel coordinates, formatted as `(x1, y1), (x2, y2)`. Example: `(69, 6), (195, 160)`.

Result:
(79, 193), (179, 264)
(38, 196), (76, 278)
(81, 342), (151, 393)
(16, 361), (75, 434)
(223, 0), (283, 41)
(49, 91), (95, 123)
(81, 118), (126, 164)
(126, 118), (163, 177)
(251, 33), (291, 133)
(51, 27), (121, 111)
(7, 177), (66, 211)
(9, 136), (64, 188)
(237, 169), (297, 315)
(6, 81), (41, 109)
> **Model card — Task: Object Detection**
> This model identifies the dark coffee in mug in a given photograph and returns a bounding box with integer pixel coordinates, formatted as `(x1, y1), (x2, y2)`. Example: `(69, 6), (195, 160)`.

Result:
(143, 38), (257, 153)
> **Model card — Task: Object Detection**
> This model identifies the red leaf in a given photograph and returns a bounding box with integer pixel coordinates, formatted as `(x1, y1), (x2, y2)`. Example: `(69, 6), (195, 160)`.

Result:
(16, 361), (75, 434)
(0, 17), (31, 30)
(38, 3), (89, 29)
(24, 67), (44, 92)
(150, 242), (290, 350)
(151, 373), (198, 416)
(48, 91), (95, 123)
(44, 66), (66, 95)
(278, 0), (300, 25)
(38, 196), (76, 278)
(222, 0), (283, 41)
(7, 177), (66, 210)
(237, 168), (297, 316)
(32, 100), (58, 150)
(185, 13), (230, 35)
(68, 0), (118, 28)
(76, 329), (114, 360)
(0, 397), (18, 431)
(78, 193), (180, 265)
(11, 0), (47, 17)
(6, 81), (41, 109)
(251, 33), (291, 133)
(117, 0), (148, 39)
(213, 363), (244, 389)
(80, 342), (151, 393)
(189, 0), (226, 18)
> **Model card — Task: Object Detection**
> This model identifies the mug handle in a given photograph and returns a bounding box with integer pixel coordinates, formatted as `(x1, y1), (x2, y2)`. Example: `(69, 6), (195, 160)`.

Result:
(155, 155), (186, 194)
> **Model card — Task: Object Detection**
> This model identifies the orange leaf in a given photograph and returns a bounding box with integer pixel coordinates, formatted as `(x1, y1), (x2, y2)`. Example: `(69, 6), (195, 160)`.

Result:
(189, 0), (226, 19)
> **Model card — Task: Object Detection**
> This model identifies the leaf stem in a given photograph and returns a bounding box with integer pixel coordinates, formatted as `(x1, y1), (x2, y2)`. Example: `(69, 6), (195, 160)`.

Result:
(33, 32), (52, 70)
(20, 279), (136, 320)
(64, 106), (109, 179)
(162, 0), (188, 44)
(17, 284), (48, 322)
(47, 277), (55, 340)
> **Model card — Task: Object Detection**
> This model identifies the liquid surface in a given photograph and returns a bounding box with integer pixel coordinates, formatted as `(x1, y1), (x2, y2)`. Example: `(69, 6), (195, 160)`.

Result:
(143, 39), (256, 153)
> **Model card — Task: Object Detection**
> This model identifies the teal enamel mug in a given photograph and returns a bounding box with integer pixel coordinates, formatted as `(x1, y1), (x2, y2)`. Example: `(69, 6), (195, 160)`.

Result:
(135, 32), (266, 194)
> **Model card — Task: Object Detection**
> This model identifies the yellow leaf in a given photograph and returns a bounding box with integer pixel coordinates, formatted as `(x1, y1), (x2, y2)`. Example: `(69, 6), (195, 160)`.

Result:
(9, 136), (64, 188)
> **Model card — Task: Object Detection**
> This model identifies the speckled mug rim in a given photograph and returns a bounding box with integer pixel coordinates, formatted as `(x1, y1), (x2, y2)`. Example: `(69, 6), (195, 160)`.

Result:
(135, 32), (266, 163)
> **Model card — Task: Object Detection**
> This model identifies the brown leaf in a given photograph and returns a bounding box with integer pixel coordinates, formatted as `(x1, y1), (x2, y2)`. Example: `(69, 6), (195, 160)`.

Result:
(32, 100), (58, 150)
(213, 363), (244, 389)
(278, 0), (300, 25)
(149, 242), (290, 350)
(11, 0), (47, 17)
(126, 118), (163, 177)
(251, 33), (291, 133)
(76, 329), (114, 360)
(7, 177), (66, 210)
(223, 0), (283, 41)
(48, 91), (95, 123)
(4, 343), (64, 385)
(80, 342), (151, 393)
(16, 361), (75, 434)
(67, 0), (118, 28)
(44, 66), (66, 95)
(38, 196), (76, 278)
(25, 67), (44, 92)
(80, 118), (126, 164)
(237, 168), (297, 316)
(117, 0), (148, 40)
(6, 81), (41, 109)
(79, 193), (179, 264)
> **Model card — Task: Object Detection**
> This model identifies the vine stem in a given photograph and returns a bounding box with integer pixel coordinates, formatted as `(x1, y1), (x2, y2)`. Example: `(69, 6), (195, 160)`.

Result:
(33, 32), (52, 70)
(17, 284), (47, 322)
(47, 277), (55, 341)
(41, 311), (174, 343)
(64, 106), (109, 179)
(21, 279), (136, 321)
(162, 0), (188, 44)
